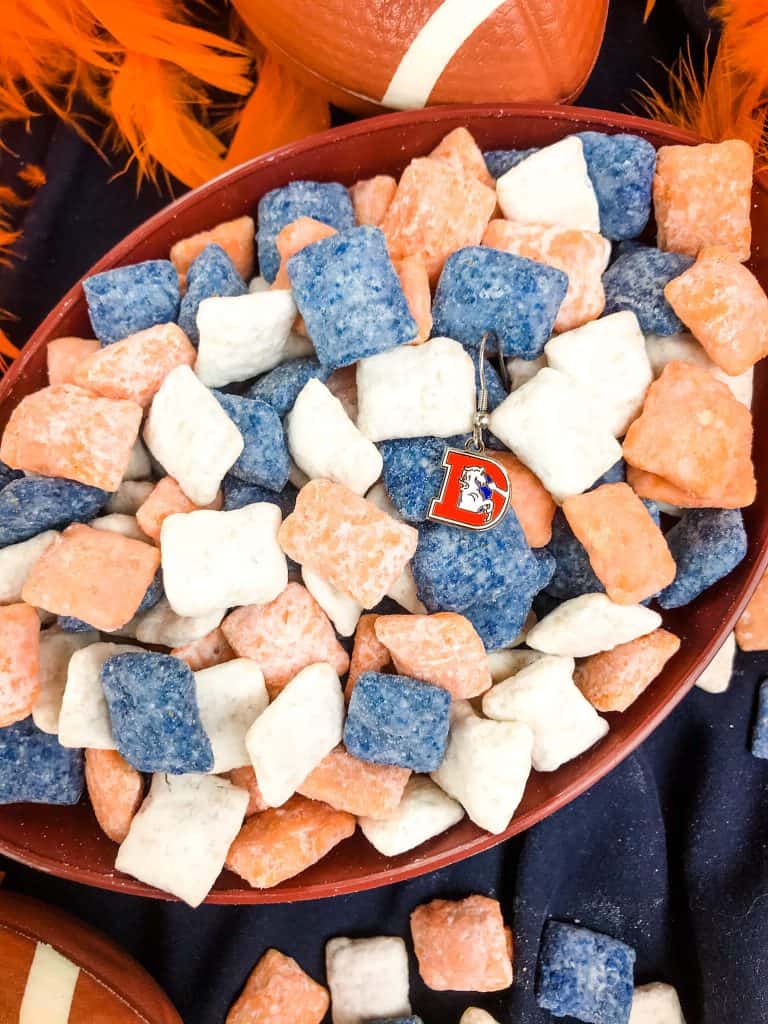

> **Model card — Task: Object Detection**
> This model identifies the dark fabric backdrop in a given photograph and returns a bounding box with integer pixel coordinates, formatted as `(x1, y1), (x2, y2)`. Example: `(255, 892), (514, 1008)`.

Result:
(3, 3), (767, 1022)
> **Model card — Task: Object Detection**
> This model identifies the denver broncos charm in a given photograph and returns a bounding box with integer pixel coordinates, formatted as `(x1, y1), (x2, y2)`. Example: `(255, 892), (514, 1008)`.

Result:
(428, 447), (510, 531)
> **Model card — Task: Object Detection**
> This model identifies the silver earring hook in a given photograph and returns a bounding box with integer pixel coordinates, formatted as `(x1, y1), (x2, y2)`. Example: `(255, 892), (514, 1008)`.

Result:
(466, 332), (490, 454)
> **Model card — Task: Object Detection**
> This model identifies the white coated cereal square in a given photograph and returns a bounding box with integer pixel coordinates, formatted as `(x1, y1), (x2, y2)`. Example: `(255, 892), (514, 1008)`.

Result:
(326, 935), (411, 1024)
(461, 1011), (501, 1024)
(287, 379), (382, 495)
(90, 514), (149, 542)
(526, 593), (661, 658)
(356, 337), (475, 442)
(629, 982), (686, 1023)
(58, 642), (142, 749)
(488, 368), (622, 502)
(0, 531), (58, 604)
(645, 331), (753, 409)
(487, 647), (541, 685)
(106, 480), (154, 515)
(32, 627), (99, 734)
(545, 311), (653, 437)
(161, 505), (287, 618)
(695, 631), (736, 693)
(302, 566), (362, 637)
(245, 662), (344, 807)
(482, 654), (609, 772)
(195, 659), (268, 773)
(359, 776), (464, 857)
(507, 354), (546, 391)
(116, 773), (248, 907)
(143, 365), (243, 506)
(195, 289), (297, 387)
(496, 136), (600, 231)
(387, 563), (426, 614)
(135, 598), (226, 647)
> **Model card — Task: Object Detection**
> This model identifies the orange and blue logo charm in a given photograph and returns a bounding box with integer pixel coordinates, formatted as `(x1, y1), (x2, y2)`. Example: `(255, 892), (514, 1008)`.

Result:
(428, 447), (510, 531)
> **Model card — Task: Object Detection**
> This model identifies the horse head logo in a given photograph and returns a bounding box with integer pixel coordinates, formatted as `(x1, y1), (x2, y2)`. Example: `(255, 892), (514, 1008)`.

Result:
(429, 447), (510, 531)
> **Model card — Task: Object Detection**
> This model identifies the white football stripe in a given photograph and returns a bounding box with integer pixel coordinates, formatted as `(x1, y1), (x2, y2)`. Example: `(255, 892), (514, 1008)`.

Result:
(20, 942), (79, 1023)
(382, 0), (509, 109)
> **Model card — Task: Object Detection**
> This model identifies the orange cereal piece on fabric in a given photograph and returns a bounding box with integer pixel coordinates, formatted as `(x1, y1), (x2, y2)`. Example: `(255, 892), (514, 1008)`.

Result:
(736, 569), (768, 651)
(170, 215), (255, 291)
(350, 174), (398, 226)
(85, 748), (144, 843)
(346, 613), (391, 700)
(171, 626), (236, 671)
(279, 480), (419, 608)
(563, 483), (676, 605)
(375, 612), (491, 699)
(622, 361), (755, 502)
(653, 140), (753, 261)
(227, 766), (269, 817)
(627, 465), (755, 510)
(22, 524), (160, 632)
(483, 219), (611, 331)
(297, 746), (410, 818)
(0, 384), (142, 492)
(226, 795), (355, 889)
(574, 628), (681, 712)
(410, 895), (513, 992)
(381, 157), (497, 283)
(664, 247), (768, 376)
(273, 216), (338, 289)
(136, 476), (223, 543)
(492, 450), (556, 548)
(226, 948), (329, 1024)
(222, 582), (349, 694)
(47, 337), (100, 385)
(0, 604), (39, 727)
(429, 126), (495, 188)
(395, 254), (433, 343)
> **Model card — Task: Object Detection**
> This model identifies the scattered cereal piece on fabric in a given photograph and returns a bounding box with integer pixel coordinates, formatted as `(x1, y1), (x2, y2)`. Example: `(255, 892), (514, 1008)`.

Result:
(47, 336), (100, 385)
(394, 254), (432, 343)
(83, 260), (180, 345)
(136, 476), (222, 543)
(106, 480), (154, 515)
(629, 981), (686, 1023)
(359, 774), (463, 856)
(57, 642), (140, 749)
(134, 598), (226, 647)
(0, 531), (58, 604)
(0, 717), (83, 805)
(346, 614), (391, 699)
(696, 631), (736, 692)
(172, 626), (235, 671)
(603, 245), (694, 335)
(325, 935), (411, 1024)
(273, 216), (338, 289)
(171, 216), (255, 291)
(225, 948), (329, 1024)
(85, 748), (143, 843)
(195, 659), (268, 773)
(302, 567), (362, 637)
(245, 357), (330, 418)
(527, 593), (661, 658)
(212, 392), (290, 490)
(226, 765), (268, 816)
(430, 126), (495, 187)
(483, 147), (538, 178)
(492, 451), (556, 548)
(177, 244), (247, 344)
(736, 569), (768, 651)
(575, 628), (681, 711)
(0, 604), (40, 727)
(658, 509), (747, 609)
(577, 131), (656, 240)
(297, 746), (409, 819)
(350, 175), (398, 227)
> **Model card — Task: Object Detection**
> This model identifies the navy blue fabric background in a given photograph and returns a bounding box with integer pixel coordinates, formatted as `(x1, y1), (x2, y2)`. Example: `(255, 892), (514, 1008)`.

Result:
(3, 3), (767, 1021)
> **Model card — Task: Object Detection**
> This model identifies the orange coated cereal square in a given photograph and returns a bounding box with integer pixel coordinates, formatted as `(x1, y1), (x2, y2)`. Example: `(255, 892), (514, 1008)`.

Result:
(0, 384), (142, 492)
(350, 175), (398, 226)
(85, 748), (144, 843)
(297, 746), (410, 819)
(226, 948), (329, 1024)
(429, 127), (495, 188)
(226, 766), (269, 817)
(136, 476), (223, 543)
(653, 140), (753, 261)
(395, 255), (433, 343)
(0, 604), (40, 727)
(226, 795), (355, 888)
(492, 451), (556, 548)
(170, 215), (255, 291)
(22, 523), (160, 632)
(563, 483), (676, 605)
(171, 626), (236, 671)
(273, 216), (338, 289)
(410, 895), (513, 992)
(736, 568), (768, 651)
(47, 337), (100, 385)
(346, 613), (391, 700)
(574, 628), (680, 711)
(627, 465), (755, 511)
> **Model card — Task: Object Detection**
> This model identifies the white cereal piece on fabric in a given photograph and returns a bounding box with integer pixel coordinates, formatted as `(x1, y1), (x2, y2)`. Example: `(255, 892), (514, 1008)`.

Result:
(695, 631), (736, 693)
(461, 1010), (501, 1024)
(123, 438), (153, 480)
(195, 659), (268, 773)
(58, 641), (142, 749)
(487, 647), (541, 685)
(115, 773), (248, 908)
(359, 775), (464, 857)
(488, 368), (622, 502)
(364, 483), (426, 613)
(135, 598), (226, 647)
(106, 480), (154, 515)
(545, 311), (653, 437)
(245, 662), (344, 807)
(0, 531), (58, 604)
(287, 379), (382, 495)
(645, 331), (753, 409)
(629, 982), (686, 1023)
(496, 136), (600, 232)
(526, 593), (662, 658)
(326, 935), (411, 1024)
(248, 275), (269, 293)
(90, 513), (149, 542)
(482, 654), (609, 772)
(19, 943), (79, 1024)
(143, 365), (243, 506)
(195, 289), (297, 387)
(356, 336), (475, 442)
(507, 354), (546, 391)
(32, 627), (99, 734)
(302, 566), (362, 637)
(431, 702), (533, 835)
(161, 505), (287, 618)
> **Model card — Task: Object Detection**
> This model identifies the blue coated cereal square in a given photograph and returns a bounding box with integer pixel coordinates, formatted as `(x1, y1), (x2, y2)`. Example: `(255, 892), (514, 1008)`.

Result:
(222, 476), (298, 516)
(546, 509), (604, 601)
(214, 391), (290, 490)
(137, 568), (164, 614)
(752, 680), (768, 759)
(577, 132), (656, 241)
(58, 615), (96, 633)
(177, 244), (247, 344)
(380, 435), (462, 523)
(431, 246), (568, 359)
(537, 920), (635, 1024)
(658, 509), (747, 610)
(603, 246), (694, 335)
(483, 147), (538, 178)
(0, 475), (109, 547)
(0, 717), (84, 805)
(465, 548), (555, 649)
(257, 179), (356, 283)
(83, 260), (180, 345)
(593, 459), (627, 487)
(101, 652), (213, 773)
(344, 671), (450, 772)
(0, 460), (23, 490)
(287, 226), (417, 371)
(245, 357), (330, 418)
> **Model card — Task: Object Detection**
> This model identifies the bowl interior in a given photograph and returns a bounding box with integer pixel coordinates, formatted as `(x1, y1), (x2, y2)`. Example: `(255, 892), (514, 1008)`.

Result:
(1, 104), (767, 903)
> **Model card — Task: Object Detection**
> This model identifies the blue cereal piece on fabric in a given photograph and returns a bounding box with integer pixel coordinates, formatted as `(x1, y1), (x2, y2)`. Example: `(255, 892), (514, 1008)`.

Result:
(213, 391), (290, 490)
(101, 652), (213, 774)
(177, 244), (247, 345)
(287, 226), (417, 372)
(483, 147), (538, 178)
(576, 132), (657, 241)
(0, 717), (84, 805)
(221, 476), (298, 516)
(83, 260), (180, 345)
(465, 549), (556, 650)
(751, 680), (768, 759)
(0, 460), (23, 490)
(137, 568), (164, 614)
(58, 615), (96, 633)
(412, 509), (542, 613)
(380, 435), (462, 523)
(343, 671), (450, 772)
(257, 179), (356, 283)
(0, 475), (109, 547)
(657, 509), (747, 610)
(245, 357), (330, 418)
(545, 509), (604, 601)
(602, 246), (694, 335)
(537, 920), (635, 1024)
(431, 246), (568, 359)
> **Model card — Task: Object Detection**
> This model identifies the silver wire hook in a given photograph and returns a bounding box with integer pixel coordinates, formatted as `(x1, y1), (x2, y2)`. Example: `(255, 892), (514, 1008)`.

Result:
(466, 332), (489, 454)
